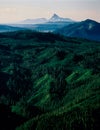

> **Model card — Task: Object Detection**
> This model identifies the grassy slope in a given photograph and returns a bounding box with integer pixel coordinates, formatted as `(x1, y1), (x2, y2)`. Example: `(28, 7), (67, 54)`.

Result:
(0, 31), (100, 130)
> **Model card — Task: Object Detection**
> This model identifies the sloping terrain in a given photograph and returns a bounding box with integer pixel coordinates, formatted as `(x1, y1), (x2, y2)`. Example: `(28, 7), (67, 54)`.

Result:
(0, 25), (25, 32)
(0, 31), (100, 130)
(56, 19), (100, 41)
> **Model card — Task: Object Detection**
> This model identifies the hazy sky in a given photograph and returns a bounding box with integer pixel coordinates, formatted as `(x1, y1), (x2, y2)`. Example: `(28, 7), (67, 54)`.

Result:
(0, 0), (100, 23)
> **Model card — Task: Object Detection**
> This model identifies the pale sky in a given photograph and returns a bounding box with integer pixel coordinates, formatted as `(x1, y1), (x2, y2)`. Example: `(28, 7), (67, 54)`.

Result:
(0, 0), (100, 23)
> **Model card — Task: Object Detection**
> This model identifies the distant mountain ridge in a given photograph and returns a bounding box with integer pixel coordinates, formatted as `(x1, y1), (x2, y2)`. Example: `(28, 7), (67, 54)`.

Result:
(18, 14), (74, 24)
(55, 19), (100, 41)
(19, 18), (47, 24)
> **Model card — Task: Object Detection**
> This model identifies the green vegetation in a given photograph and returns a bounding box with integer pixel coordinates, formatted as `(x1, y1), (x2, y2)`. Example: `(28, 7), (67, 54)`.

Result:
(0, 30), (100, 130)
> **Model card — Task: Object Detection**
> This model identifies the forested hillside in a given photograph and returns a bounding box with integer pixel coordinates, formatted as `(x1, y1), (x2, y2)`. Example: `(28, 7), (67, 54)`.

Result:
(0, 31), (100, 130)
(55, 19), (100, 41)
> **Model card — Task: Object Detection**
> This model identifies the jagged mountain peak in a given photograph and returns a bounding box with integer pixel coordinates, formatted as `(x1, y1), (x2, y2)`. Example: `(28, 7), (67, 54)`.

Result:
(51, 13), (60, 18)
(49, 13), (74, 22)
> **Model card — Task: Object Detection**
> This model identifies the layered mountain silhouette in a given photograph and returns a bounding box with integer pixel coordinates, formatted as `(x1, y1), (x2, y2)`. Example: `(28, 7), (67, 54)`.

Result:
(4, 14), (74, 32)
(56, 19), (100, 41)
(0, 15), (100, 41)
(19, 14), (74, 24)
(32, 14), (74, 32)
